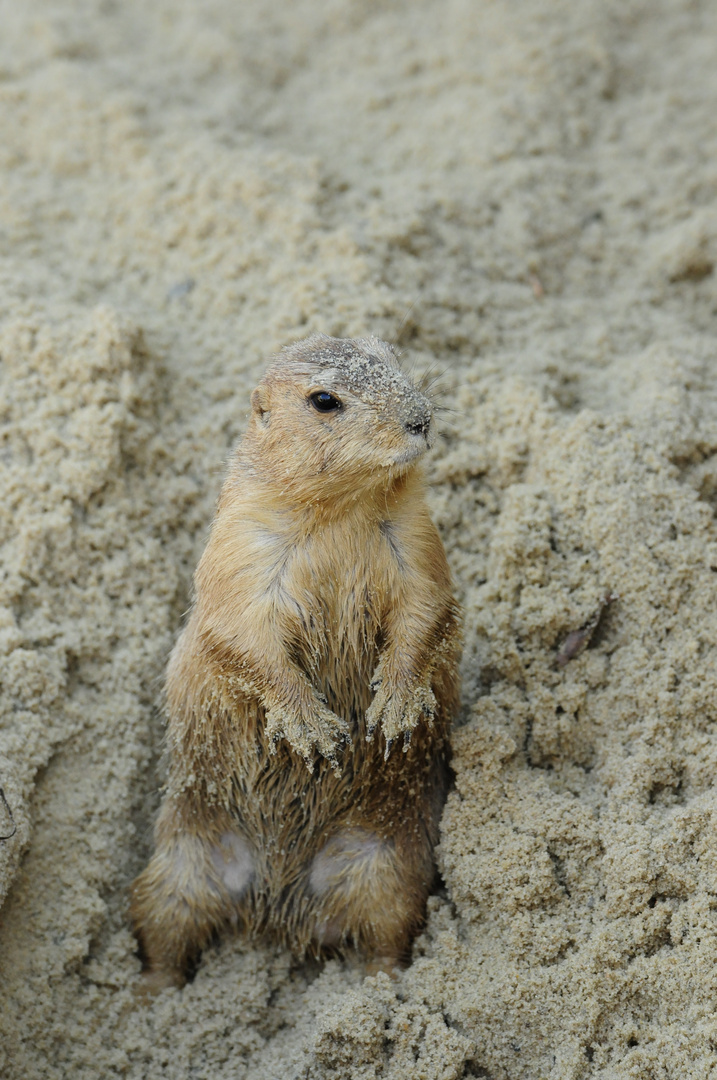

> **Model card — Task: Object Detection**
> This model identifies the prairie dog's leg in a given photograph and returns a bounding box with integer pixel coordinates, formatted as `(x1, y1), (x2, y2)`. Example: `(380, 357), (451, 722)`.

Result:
(130, 798), (255, 992)
(308, 828), (433, 970)
(366, 524), (460, 750)
(180, 596), (351, 767)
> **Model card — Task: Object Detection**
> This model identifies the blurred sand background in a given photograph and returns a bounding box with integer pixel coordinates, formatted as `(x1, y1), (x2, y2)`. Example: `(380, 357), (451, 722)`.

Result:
(2, 1), (717, 1076)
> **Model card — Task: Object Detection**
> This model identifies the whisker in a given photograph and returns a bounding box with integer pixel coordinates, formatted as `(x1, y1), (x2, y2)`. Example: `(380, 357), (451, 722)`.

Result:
(394, 298), (418, 342)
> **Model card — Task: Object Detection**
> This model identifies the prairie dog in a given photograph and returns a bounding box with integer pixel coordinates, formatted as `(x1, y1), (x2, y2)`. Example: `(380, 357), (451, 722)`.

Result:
(130, 334), (462, 990)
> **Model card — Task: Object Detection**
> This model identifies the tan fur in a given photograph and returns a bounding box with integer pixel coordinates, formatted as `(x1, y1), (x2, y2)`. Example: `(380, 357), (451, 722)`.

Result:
(130, 334), (462, 989)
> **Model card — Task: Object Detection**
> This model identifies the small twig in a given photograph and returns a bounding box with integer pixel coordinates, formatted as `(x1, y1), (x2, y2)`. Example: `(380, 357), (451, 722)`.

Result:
(556, 593), (619, 668)
(0, 786), (17, 841)
(528, 272), (545, 299)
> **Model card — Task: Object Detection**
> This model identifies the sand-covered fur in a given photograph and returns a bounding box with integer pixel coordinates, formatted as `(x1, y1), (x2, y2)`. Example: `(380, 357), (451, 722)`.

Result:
(2, 1), (717, 1077)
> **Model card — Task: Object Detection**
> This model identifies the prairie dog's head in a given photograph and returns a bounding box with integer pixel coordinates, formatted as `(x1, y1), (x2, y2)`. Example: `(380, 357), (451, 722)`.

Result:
(247, 334), (435, 499)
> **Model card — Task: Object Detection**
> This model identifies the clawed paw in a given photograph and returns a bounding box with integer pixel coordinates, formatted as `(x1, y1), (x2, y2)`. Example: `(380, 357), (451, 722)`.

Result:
(365, 679), (437, 757)
(265, 699), (350, 771)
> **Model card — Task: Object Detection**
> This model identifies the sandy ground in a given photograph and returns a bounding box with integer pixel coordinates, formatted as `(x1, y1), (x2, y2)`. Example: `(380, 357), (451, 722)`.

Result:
(2, 0), (717, 1076)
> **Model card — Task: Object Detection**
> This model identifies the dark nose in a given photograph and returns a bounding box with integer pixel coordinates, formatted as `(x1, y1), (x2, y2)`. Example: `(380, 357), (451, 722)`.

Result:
(405, 414), (431, 438)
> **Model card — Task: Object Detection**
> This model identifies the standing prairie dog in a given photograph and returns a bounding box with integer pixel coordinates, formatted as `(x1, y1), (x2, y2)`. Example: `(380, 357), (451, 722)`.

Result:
(131, 334), (461, 990)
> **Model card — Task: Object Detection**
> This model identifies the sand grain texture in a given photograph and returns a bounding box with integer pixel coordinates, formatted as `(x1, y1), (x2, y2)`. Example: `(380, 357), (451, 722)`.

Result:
(2, 1), (717, 1077)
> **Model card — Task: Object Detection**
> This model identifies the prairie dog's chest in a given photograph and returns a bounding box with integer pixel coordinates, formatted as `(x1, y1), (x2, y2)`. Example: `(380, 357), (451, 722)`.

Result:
(266, 520), (399, 651)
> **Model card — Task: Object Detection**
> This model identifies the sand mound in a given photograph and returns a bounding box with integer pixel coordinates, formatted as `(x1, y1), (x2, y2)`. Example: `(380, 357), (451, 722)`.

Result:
(2, 1), (717, 1076)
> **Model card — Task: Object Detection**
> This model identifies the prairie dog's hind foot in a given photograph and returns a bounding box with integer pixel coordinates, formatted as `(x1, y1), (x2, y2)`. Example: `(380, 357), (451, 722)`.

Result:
(363, 955), (405, 979)
(134, 966), (185, 999)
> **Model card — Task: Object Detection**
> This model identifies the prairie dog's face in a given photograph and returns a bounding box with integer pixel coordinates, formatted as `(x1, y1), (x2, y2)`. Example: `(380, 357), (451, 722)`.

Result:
(249, 335), (435, 495)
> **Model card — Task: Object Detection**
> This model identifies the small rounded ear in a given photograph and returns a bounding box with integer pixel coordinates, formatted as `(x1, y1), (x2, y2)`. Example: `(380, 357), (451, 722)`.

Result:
(251, 386), (269, 423)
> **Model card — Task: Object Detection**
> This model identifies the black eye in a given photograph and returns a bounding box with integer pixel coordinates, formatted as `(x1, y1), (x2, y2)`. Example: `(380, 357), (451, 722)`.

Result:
(309, 391), (342, 413)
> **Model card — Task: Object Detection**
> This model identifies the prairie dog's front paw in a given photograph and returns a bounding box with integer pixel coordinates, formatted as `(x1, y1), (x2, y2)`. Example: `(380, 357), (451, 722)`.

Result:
(265, 698), (350, 769)
(365, 675), (437, 758)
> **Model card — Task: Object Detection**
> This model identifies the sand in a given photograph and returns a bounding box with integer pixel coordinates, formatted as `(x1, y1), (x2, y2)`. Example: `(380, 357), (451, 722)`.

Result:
(1, 0), (717, 1076)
